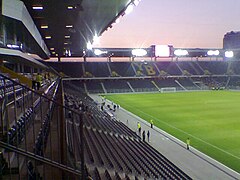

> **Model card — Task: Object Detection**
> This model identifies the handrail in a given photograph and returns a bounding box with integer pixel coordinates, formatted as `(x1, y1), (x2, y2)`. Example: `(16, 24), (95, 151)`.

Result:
(0, 73), (83, 116)
(0, 141), (82, 177)
(62, 74), (240, 81)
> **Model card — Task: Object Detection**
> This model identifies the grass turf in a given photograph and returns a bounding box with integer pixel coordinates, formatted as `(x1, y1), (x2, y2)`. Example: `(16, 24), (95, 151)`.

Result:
(105, 91), (240, 173)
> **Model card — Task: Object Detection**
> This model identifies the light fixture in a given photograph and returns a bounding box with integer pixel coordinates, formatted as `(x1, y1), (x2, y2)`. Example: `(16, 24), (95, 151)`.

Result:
(93, 35), (100, 45)
(64, 42), (68, 45)
(133, 0), (140, 6)
(155, 45), (171, 57)
(67, 6), (74, 10)
(50, 48), (55, 51)
(7, 44), (19, 49)
(32, 6), (43, 10)
(41, 25), (48, 29)
(225, 51), (234, 58)
(45, 36), (52, 39)
(174, 49), (188, 56)
(87, 42), (92, 50)
(125, 4), (134, 15)
(94, 49), (107, 56)
(132, 49), (147, 56)
(65, 35), (70, 39)
(115, 17), (120, 24)
(66, 25), (73, 28)
(207, 50), (220, 56)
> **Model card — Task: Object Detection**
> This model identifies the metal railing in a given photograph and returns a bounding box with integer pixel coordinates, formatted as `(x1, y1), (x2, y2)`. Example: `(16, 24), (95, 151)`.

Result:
(0, 73), (85, 179)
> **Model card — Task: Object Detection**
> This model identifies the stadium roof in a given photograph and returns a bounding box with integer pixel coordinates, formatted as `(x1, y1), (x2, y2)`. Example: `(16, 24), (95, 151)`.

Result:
(21, 0), (133, 58)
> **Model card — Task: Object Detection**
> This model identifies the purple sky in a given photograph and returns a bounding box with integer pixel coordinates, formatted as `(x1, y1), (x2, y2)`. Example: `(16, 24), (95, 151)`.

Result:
(95, 0), (240, 49)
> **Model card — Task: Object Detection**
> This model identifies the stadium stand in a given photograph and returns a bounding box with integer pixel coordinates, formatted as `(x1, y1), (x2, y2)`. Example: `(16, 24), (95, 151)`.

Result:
(3, 0), (240, 179)
(109, 62), (135, 77)
(198, 61), (228, 75)
(44, 61), (240, 94)
(47, 62), (84, 78)
(128, 79), (158, 92)
(177, 61), (199, 75)
(63, 87), (192, 179)
(103, 80), (132, 93)
(85, 80), (105, 94)
(83, 62), (109, 77)
(3, 58), (240, 179)
(156, 62), (182, 75)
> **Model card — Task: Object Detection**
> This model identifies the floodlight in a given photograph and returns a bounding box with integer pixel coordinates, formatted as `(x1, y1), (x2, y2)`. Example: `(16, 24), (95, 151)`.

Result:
(67, 6), (74, 10)
(207, 50), (220, 56)
(125, 4), (134, 15)
(7, 44), (19, 49)
(132, 49), (147, 56)
(32, 6), (43, 10)
(115, 17), (120, 24)
(93, 35), (100, 45)
(94, 49), (107, 56)
(87, 42), (92, 50)
(225, 51), (234, 58)
(133, 0), (140, 6)
(155, 45), (170, 57)
(41, 25), (48, 29)
(174, 49), (188, 56)
(66, 25), (73, 28)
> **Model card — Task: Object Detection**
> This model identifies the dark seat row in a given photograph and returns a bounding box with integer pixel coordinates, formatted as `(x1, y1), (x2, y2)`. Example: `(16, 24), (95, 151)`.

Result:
(85, 127), (192, 179)
(64, 85), (192, 179)
(3, 108), (33, 146)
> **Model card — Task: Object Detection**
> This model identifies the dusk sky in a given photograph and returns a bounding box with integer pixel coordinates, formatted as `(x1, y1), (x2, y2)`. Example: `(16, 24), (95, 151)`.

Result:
(95, 0), (240, 49)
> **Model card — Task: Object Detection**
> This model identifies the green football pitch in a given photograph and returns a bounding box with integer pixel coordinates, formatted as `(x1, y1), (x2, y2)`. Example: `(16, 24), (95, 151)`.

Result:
(105, 91), (240, 173)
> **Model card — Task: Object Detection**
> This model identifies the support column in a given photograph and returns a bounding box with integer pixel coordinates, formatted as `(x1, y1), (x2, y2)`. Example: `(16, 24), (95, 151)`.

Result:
(2, 19), (7, 46)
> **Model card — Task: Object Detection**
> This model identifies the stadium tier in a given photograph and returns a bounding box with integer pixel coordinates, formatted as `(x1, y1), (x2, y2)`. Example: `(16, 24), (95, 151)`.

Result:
(47, 61), (240, 77)
(64, 86), (192, 179)
(46, 61), (240, 94)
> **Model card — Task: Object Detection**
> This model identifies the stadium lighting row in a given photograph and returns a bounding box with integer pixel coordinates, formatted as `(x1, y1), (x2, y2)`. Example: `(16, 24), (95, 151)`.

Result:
(90, 47), (235, 58)
(86, 0), (142, 52)
(31, 2), (234, 59)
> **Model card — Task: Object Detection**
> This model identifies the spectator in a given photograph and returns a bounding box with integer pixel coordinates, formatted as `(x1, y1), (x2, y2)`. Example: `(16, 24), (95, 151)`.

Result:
(147, 130), (150, 142)
(142, 130), (146, 142)
(137, 122), (141, 135)
(186, 138), (190, 150)
(36, 73), (42, 90)
(150, 119), (154, 128)
(32, 74), (36, 90)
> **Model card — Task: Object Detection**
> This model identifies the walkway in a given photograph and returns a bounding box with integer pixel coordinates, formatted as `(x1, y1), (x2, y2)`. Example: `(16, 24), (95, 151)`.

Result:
(90, 94), (240, 180)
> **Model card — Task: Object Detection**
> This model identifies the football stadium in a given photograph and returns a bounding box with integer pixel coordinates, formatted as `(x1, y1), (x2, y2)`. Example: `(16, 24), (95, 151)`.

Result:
(0, 0), (240, 179)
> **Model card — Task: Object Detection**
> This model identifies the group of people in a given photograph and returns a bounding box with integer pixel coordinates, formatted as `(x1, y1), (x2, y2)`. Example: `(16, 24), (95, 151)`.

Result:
(137, 121), (191, 150)
(137, 119), (154, 141)
(137, 122), (150, 142)
(100, 97), (120, 112)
